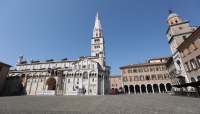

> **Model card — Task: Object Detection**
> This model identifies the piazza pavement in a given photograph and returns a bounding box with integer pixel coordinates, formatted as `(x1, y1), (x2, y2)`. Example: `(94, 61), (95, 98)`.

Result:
(0, 94), (199, 114)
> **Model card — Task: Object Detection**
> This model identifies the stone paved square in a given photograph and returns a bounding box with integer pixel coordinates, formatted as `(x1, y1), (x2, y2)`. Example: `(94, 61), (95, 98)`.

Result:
(0, 94), (200, 114)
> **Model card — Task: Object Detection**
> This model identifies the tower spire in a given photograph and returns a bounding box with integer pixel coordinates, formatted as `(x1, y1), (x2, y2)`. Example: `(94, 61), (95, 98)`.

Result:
(94, 12), (102, 30)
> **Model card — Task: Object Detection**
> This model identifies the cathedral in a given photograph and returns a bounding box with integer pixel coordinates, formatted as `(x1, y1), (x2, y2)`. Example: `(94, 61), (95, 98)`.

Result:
(2, 12), (111, 96)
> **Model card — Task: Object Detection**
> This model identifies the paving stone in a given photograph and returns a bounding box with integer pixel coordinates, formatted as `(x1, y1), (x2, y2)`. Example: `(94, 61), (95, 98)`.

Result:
(0, 94), (199, 114)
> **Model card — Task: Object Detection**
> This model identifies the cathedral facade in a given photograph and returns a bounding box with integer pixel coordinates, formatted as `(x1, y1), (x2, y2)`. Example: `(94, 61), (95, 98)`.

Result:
(2, 12), (111, 96)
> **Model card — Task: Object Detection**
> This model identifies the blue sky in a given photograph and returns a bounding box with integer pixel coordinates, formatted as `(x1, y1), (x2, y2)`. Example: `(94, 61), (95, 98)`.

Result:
(0, 0), (200, 75)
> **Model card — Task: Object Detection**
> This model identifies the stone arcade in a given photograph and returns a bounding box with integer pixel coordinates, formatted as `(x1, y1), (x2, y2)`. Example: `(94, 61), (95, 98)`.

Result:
(2, 12), (111, 96)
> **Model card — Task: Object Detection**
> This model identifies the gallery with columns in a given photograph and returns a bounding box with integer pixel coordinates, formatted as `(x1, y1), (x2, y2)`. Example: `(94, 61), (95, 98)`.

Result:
(120, 57), (172, 94)
(2, 12), (111, 96)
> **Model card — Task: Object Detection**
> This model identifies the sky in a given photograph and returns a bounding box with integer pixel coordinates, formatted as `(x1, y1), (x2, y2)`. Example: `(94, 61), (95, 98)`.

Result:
(0, 0), (200, 75)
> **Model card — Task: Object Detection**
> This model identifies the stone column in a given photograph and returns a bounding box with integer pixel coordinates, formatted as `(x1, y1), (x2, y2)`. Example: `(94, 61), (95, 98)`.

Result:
(88, 74), (90, 95)
(134, 86), (137, 94)
(158, 86), (161, 93)
(103, 75), (104, 95)
(146, 86), (148, 94)
(152, 85), (154, 93)
(165, 86), (167, 93)
(128, 85), (130, 94)
(140, 86), (142, 94)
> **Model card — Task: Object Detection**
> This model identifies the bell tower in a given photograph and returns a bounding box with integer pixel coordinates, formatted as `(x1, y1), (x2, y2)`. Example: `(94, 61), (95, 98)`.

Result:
(91, 12), (106, 61)
(166, 9), (196, 54)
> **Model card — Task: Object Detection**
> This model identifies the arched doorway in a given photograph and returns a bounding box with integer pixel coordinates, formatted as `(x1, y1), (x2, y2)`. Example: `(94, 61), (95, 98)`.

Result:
(46, 78), (56, 90)
(135, 85), (140, 94)
(166, 83), (172, 91)
(124, 85), (128, 94)
(147, 84), (153, 93)
(129, 85), (134, 94)
(141, 85), (146, 93)
(159, 84), (166, 93)
(19, 74), (26, 95)
(153, 84), (159, 93)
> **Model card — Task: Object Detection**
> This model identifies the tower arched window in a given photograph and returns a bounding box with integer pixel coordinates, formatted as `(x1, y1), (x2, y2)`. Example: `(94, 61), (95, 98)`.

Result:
(83, 72), (88, 79)
(175, 20), (178, 23)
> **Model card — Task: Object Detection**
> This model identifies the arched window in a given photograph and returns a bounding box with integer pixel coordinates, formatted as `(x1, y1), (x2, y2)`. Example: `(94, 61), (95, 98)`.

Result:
(83, 72), (88, 79)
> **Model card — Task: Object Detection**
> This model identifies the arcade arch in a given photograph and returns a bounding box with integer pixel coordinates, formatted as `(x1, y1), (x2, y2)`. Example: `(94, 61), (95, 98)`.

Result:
(46, 78), (56, 90)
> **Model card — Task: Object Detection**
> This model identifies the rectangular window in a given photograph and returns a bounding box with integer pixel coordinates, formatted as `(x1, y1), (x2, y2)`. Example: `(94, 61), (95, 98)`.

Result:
(123, 77), (127, 82)
(0, 66), (2, 72)
(116, 84), (117, 86)
(150, 68), (155, 72)
(68, 79), (70, 83)
(75, 65), (77, 69)
(88, 64), (90, 69)
(164, 74), (169, 79)
(79, 65), (81, 69)
(129, 76), (132, 81)
(77, 78), (79, 81)
(133, 69), (137, 73)
(190, 59), (197, 69)
(156, 67), (161, 71)
(92, 78), (94, 82)
(128, 69), (132, 73)
(196, 55), (200, 67)
(158, 74), (163, 80)
(187, 47), (191, 54)
(92, 64), (94, 69)
(123, 70), (126, 74)
(185, 62), (190, 71)
(134, 76), (138, 81)
(77, 82), (79, 84)
(144, 68), (149, 72)
(181, 51), (185, 57)
(82, 65), (86, 69)
(183, 36), (187, 40)
(139, 68), (143, 72)
(112, 84), (113, 87)
(192, 42), (197, 50)
(162, 66), (167, 71)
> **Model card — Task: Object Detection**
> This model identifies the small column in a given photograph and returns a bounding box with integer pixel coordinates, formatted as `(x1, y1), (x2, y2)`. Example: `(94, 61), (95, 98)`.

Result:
(128, 85), (130, 94)
(146, 86), (148, 94)
(140, 86), (142, 94)
(134, 86), (137, 94)
(158, 86), (161, 93)
(152, 86), (154, 93)
(165, 86), (167, 93)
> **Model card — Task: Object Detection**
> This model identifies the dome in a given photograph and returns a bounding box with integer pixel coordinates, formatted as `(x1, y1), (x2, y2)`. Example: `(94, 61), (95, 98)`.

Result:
(168, 13), (179, 20)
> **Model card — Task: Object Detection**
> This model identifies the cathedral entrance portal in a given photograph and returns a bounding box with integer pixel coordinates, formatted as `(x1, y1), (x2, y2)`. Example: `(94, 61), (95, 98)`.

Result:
(46, 78), (56, 90)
